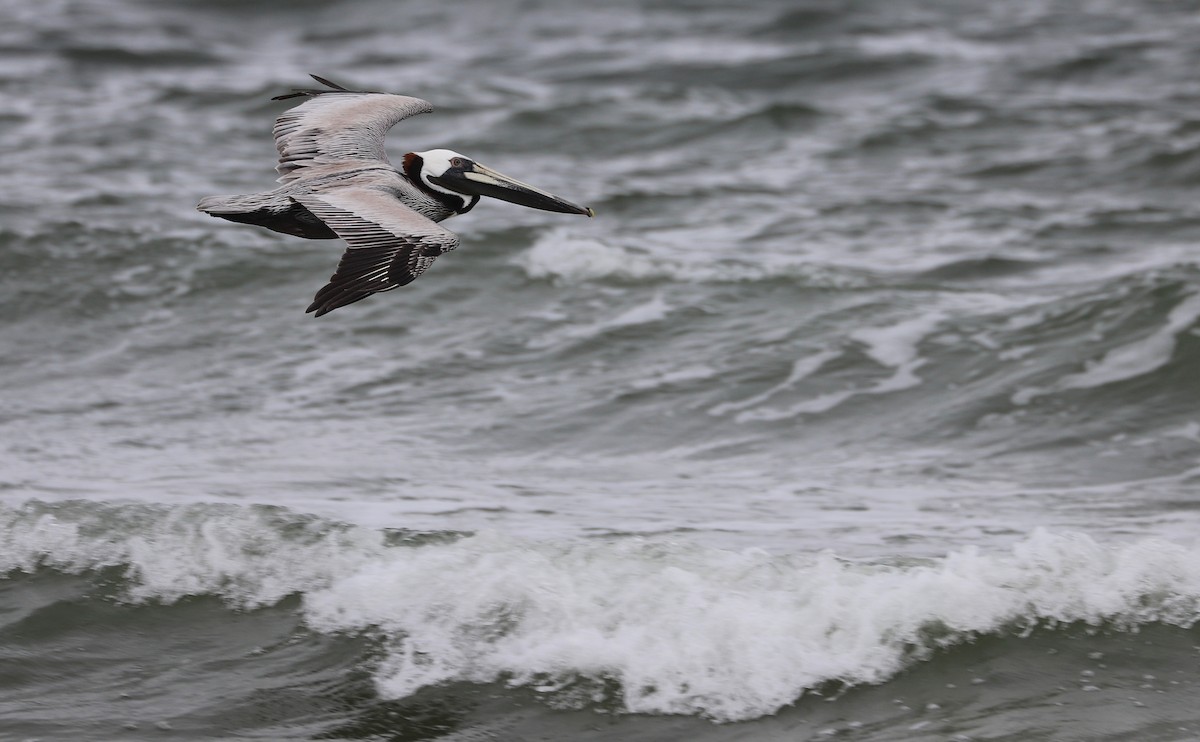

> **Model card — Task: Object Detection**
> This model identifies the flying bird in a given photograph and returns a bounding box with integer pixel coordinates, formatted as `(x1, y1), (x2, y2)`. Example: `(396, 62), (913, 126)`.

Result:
(197, 75), (594, 316)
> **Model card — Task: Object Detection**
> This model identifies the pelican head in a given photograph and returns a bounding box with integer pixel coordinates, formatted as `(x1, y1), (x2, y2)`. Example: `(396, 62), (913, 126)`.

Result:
(406, 149), (594, 217)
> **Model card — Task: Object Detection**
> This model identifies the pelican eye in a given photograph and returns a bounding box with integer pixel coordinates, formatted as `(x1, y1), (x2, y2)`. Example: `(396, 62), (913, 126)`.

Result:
(450, 157), (466, 169)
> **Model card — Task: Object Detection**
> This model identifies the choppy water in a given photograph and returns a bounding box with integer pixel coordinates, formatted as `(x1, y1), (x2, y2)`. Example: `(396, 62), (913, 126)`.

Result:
(4, 0), (1200, 739)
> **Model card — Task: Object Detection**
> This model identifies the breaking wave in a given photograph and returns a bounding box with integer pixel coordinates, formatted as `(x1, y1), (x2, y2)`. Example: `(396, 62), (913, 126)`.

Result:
(5, 500), (1199, 722)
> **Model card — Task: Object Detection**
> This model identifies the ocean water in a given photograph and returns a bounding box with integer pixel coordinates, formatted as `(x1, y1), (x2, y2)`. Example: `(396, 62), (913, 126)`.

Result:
(3, 0), (1200, 739)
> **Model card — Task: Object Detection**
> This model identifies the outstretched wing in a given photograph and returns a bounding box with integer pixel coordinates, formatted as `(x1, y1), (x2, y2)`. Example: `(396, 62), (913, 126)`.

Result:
(271, 75), (433, 183)
(294, 188), (459, 317)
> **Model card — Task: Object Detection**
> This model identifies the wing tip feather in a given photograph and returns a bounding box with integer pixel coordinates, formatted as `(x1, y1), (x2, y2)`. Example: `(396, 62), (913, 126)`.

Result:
(308, 74), (348, 90)
(270, 74), (359, 101)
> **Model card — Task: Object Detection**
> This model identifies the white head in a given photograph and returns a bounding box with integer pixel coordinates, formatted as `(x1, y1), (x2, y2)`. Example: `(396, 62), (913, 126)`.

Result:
(410, 148), (473, 196)
(402, 148), (594, 217)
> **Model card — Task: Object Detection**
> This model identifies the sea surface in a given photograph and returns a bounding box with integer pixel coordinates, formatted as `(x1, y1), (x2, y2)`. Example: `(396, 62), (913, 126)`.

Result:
(3, 0), (1200, 739)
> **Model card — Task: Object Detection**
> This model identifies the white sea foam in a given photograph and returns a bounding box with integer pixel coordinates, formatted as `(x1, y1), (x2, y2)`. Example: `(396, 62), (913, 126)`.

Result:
(0, 502), (390, 606)
(1014, 292), (1200, 405)
(516, 232), (669, 283)
(4, 501), (1200, 721)
(851, 311), (947, 373)
(629, 364), (718, 391)
(524, 293), (673, 350)
(709, 349), (841, 416)
(513, 229), (869, 286)
(721, 311), (947, 422)
(856, 30), (1004, 61)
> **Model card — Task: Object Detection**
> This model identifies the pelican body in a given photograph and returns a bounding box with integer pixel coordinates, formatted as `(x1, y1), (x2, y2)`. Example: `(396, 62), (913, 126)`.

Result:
(198, 75), (593, 316)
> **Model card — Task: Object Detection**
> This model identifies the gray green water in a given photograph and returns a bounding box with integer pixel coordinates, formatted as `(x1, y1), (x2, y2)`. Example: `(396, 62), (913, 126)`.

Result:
(3, 0), (1200, 739)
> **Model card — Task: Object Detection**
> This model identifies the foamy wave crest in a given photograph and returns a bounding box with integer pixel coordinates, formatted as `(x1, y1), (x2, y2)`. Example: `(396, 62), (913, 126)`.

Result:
(304, 530), (1200, 720)
(0, 500), (393, 606)
(4, 500), (1200, 721)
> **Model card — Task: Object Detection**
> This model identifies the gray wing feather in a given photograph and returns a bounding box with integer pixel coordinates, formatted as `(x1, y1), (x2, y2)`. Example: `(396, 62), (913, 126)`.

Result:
(294, 189), (459, 316)
(272, 90), (433, 182)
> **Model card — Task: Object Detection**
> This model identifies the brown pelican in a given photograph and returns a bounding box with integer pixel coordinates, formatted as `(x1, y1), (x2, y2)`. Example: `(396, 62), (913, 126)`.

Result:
(197, 75), (593, 316)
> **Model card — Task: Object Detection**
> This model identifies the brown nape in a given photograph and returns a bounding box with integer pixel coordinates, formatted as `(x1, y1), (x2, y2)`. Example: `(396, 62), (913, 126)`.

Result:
(401, 152), (419, 179)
